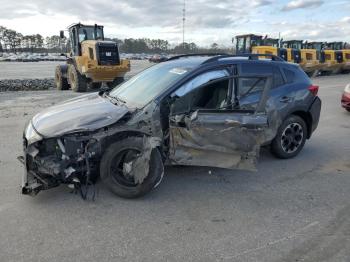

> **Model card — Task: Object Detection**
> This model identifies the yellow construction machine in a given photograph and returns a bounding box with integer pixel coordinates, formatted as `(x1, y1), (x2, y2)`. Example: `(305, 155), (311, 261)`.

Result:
(327, 42), (350, 72)
(307, 42), (341, 74)
(55, 23), (130, 92)
(282, 40), (320, 76)
(235, 34), (288, 60)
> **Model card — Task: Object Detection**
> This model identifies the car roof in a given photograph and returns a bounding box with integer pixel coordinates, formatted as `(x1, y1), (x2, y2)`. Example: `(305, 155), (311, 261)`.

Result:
(164, 56), (212, 68)
(164, 54), (291, 69)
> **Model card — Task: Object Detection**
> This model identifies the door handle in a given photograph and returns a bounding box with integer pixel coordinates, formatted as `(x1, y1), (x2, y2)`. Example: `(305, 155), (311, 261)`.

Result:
(280, 96), (292, 103)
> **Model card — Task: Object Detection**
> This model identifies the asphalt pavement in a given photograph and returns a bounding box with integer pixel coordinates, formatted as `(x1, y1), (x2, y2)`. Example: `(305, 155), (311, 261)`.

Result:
(0, 73), (349, 262)
(0, 60), (151, 80)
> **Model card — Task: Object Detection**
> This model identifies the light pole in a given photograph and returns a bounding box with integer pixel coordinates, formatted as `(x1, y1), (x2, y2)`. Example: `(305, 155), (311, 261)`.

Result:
(182, 0), (186, 53)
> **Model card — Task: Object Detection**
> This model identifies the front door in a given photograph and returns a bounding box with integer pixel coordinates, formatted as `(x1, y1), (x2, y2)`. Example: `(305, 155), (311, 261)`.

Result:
(168, 68), (272, 171)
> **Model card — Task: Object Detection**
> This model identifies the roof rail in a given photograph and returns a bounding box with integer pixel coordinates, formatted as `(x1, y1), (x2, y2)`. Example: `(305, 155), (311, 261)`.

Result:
(167, 53), (230, 61)
(203, 53), (285, 64)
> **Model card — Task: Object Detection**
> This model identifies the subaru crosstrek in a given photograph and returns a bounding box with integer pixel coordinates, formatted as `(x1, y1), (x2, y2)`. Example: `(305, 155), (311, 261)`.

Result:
(20, 54), (322, 199)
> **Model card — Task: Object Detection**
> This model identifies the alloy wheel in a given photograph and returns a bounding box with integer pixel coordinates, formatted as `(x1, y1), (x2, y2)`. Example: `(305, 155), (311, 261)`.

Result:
(281, 123), (304, 154)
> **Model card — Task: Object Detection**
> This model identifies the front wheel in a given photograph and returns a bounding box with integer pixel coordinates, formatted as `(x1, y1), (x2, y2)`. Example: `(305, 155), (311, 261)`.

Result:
(68, 65), (87, 92)
(100, 137), (164, 199)
(55, 66), (69, 90)
(271, 115), (307, 159)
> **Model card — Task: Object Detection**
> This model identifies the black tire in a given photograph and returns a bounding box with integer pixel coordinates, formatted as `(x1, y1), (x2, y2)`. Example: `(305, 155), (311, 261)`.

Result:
(88, 82), (102, 90)
(271, 115), (307, 159)
(346, 108), (350, 113)
(68, 65), (87, 92)
(100, 137), (164, 199)
(55, 66), (69, 90)
(106, 77), (125, 89)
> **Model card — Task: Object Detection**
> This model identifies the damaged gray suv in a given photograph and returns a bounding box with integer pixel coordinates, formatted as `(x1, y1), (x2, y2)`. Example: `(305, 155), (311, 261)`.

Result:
(20, 54), (321, 198)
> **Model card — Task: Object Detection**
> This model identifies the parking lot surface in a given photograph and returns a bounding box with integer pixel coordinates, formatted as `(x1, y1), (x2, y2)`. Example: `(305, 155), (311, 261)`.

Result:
(0, 74), (349, 262)
(0, 60), (151, 80)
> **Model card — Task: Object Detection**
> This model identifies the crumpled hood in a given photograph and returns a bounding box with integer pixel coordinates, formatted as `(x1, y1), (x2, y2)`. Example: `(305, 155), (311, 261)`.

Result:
(32, 93), (130, 137)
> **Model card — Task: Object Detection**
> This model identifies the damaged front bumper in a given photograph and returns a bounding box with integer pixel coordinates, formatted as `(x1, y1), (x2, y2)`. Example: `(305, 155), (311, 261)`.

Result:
(20, 123), (101, 196)
(18, 155), (46, 196)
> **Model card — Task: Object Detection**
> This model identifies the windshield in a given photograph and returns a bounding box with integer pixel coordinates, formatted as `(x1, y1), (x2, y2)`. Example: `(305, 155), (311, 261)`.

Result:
(109, 62), (194, 108)
(78, 27), (103, 42)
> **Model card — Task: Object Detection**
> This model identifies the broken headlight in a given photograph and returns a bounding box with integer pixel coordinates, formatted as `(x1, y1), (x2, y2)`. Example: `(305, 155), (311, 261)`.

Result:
(25, 121), (43, 145)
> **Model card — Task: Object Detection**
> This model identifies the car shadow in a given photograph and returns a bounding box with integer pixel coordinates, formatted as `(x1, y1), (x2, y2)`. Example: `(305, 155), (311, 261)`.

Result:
(26, 146), (278, 205)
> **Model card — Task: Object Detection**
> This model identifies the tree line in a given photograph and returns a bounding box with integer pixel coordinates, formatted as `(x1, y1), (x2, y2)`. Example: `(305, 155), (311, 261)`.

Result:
(0, 26), (68, 53)
(0, 25), (231, 54)
(112, 38), (230, 54)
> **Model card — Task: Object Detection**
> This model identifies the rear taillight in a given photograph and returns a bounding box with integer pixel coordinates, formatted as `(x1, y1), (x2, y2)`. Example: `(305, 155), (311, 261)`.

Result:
(308, 85), (319, 96)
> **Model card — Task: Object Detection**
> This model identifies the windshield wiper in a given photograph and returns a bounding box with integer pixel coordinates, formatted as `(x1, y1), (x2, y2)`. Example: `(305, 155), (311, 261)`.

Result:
(98, 86), (113, 96)
(104, 93), (126, 105)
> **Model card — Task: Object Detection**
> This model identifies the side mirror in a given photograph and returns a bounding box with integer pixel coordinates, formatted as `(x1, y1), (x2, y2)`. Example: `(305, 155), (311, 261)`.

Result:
(60, 30), (65, 39)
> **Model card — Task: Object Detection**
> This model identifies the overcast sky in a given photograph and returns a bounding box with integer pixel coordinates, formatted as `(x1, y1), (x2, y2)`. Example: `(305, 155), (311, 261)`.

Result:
(0, 0), (350, 47)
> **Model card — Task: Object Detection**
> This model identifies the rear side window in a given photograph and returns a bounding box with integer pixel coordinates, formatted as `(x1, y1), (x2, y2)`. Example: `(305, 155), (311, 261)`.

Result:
(241, 63), (284, 88)
(238, 77), (266, 98)
(273, 66), (285, 87)
(241, 63), (272, 75)
(283, 68), (295, 83)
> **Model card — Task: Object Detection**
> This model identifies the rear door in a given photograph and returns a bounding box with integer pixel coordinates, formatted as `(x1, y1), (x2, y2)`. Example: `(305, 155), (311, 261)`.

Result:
(168, 67), (273, 171)
(238, 63), (286, 142)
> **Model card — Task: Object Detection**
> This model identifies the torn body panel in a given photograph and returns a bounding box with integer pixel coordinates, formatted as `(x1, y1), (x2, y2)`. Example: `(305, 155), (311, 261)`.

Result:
(169, 110), (268, 171)
(168, 77), (273, 171)
(20, 97), (163, 196)
(124, 137), (162, 184)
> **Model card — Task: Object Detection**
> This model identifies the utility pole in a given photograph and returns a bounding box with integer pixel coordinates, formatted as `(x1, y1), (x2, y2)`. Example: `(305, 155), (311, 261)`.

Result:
(182, 0), (186, 52)
(278, 32), (281, 48)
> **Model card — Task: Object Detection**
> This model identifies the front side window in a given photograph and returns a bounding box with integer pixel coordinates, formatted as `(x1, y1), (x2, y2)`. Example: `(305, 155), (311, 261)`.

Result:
(171, 69), (231, 114)
(174, 70), (229, 97)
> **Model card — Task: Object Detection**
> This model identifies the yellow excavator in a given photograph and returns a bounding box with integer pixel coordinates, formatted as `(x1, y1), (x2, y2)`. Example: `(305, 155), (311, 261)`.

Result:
(55, 23), (130, 92)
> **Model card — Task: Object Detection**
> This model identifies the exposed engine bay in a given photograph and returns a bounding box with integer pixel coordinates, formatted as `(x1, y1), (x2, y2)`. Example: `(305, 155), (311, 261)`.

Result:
(21, 132), (102, 199)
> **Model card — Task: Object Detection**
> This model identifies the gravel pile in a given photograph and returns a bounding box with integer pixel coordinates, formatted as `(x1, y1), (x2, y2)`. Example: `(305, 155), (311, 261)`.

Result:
(0, 78), (55, 92)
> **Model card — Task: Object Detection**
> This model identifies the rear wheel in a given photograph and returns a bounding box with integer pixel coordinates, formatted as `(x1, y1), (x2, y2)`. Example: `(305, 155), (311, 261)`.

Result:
(106, 77), (125, 89)
(68, 65), (87, 92)
(346, 108), (350, 112)
(100, 137), (164, 199)
(55, 66), (69, 90)
(271, 115), (307, 159)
